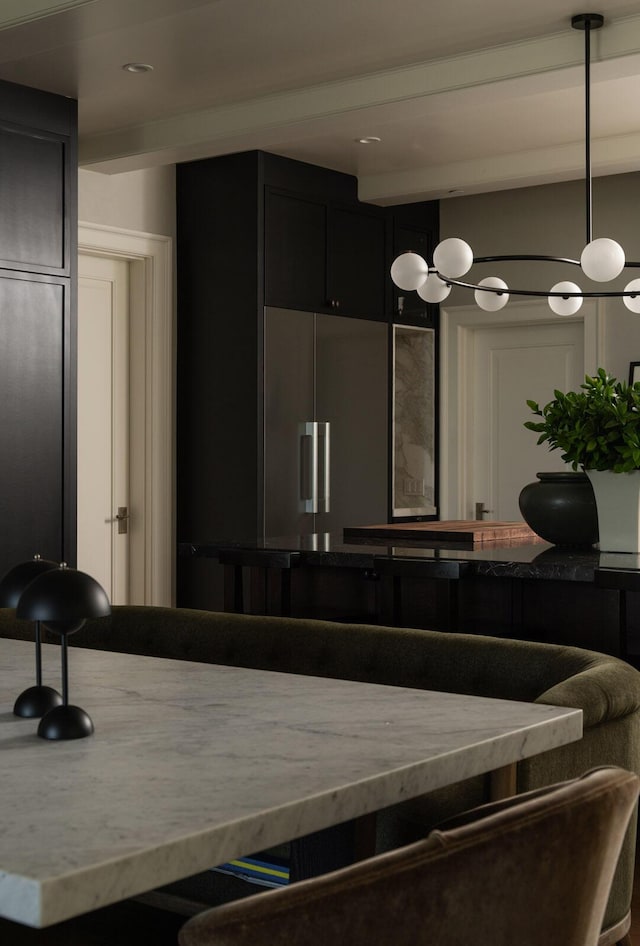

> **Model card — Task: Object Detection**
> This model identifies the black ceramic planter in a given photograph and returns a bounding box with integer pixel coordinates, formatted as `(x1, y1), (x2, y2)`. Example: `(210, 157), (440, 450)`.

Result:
(518, 471), (599, 547)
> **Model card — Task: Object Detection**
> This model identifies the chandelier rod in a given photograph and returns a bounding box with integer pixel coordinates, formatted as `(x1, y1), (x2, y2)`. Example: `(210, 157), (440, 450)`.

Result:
(584, 16), (593, 244)
(575, 13), (599, 244)
(442, 275), (640, 299)
(470, 255), (640, 268)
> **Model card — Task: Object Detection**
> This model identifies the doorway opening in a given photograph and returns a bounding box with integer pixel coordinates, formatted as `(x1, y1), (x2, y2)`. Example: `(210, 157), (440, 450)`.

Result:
(77, 223), (173, 605)
(439, 298), (602, 521)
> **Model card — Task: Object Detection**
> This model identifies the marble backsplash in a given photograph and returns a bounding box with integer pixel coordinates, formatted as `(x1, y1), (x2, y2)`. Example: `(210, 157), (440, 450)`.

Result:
(393, 325), (436, 516)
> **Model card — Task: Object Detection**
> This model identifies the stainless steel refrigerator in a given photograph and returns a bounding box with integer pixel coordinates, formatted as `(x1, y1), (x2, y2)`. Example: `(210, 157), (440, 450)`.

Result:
(264, 307), (388, 536)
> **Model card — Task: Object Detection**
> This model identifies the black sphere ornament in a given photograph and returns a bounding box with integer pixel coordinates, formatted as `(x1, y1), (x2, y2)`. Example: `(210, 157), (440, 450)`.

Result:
(13, 684), (63, 719)
(37, 702), (95, 741)
(0, 554), (63, 718)
(16, 564), (111, 740)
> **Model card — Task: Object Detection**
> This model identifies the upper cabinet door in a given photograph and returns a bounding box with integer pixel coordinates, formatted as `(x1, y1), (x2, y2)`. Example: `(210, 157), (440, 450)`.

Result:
(0, 271), (69, 575)
(265, 189), (327, 312)
(265, 187), (387, 320)
(327, 205), (386, 320)
(0, 121), (71, 276)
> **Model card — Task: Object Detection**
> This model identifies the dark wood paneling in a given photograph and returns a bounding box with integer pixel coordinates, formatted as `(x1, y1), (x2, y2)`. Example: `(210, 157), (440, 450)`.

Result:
(0, 122), (68, 273)
(328, 205), (386, 320)
(176, 151), (263, 545)
(0, 272), (69, 575)
(0, 79), (77, 576)
(264, 189), (327, 311)
(387, 201), (439, 325)
(264, 188), (387, 318)
(263, 152), (358, 203)
(0, 78), (76, 136)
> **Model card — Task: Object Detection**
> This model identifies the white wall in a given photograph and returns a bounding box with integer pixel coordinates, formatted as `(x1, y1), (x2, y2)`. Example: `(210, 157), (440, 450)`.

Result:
(440, 171), (640, 382)
(78, 166), (175, 237)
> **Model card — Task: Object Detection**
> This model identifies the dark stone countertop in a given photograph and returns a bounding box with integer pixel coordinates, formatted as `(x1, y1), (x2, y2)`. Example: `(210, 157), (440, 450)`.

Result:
(179, 534), (640, 584)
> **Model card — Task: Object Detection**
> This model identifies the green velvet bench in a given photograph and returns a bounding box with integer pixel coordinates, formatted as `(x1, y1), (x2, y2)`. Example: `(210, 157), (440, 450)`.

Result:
(1, 605), (639, 945)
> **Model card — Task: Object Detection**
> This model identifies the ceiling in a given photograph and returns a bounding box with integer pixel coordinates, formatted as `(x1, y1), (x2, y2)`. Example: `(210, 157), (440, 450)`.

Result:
(2, 0), (640, 204)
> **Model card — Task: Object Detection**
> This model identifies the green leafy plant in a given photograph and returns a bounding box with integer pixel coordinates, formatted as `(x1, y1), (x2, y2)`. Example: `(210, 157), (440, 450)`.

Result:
(525, 368), (640, 472)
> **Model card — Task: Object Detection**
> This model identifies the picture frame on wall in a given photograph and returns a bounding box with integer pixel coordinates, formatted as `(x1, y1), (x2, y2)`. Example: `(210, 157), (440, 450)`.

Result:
(630, 362), (640, 385)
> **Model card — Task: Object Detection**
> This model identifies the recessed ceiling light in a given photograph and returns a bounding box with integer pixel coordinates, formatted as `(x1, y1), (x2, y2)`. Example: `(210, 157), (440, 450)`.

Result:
(356, 136), (381, 145)
(122, 62), (154, 74)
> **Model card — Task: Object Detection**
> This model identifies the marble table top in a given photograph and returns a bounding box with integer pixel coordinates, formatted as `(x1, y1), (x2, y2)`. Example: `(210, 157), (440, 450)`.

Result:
(0, 639), (582, 928)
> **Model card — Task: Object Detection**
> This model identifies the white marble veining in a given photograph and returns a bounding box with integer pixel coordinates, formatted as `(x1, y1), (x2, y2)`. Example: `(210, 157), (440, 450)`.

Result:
(393, 325), (436, 516)
(0, 639), (582, 927)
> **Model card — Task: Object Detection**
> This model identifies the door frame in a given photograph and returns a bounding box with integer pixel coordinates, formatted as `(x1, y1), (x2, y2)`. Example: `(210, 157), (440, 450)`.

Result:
(439, 298), (603, 520)
(78, 222), (173, 605)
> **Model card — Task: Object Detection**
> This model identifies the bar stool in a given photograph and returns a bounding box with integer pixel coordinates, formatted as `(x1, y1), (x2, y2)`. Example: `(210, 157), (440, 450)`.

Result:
(217, 549), (301, 616)
(373, 557), (468, 631)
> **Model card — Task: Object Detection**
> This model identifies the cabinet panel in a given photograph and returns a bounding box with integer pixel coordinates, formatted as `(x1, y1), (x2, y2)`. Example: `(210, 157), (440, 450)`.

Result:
(392, 224), (433, 324)
(0, 122), (68, 274)
(0, 273), (68, 575)
(328, 206), (386, 320)
(265, 189), (326, 311)
(265, 187), (387, 319)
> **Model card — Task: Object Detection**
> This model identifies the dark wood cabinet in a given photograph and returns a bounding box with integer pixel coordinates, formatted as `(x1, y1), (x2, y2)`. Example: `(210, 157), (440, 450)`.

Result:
(327, 204), (386, 319)
(0, 81), (77, 578)
(264, 187), (386, 320)
(177, 151), (390, 608)
(264, 190), (326, 313)
(0, 121), (70, 275)
(389, 203), (439, 326)
(177, 151), (440, 609)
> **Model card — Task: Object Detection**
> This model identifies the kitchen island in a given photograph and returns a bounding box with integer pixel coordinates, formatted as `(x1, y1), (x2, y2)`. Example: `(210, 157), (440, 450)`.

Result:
(178, 533), (640, 661)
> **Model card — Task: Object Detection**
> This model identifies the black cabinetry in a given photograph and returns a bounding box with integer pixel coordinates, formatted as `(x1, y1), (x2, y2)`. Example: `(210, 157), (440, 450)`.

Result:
(388, 201), (439, 326)
(265, 189), (386, 319)
(176, 150), (439, 610)
(0, 81), (77, 576)
(177, 151), (391, 609)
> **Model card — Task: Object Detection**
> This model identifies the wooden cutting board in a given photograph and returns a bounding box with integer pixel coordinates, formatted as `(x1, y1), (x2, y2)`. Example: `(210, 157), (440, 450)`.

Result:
(344, 520), (543, 547)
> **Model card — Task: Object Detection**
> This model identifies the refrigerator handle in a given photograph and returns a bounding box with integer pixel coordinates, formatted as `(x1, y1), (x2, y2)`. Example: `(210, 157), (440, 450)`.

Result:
(300, 422), (318, 513)
(318, 422), (330, 513)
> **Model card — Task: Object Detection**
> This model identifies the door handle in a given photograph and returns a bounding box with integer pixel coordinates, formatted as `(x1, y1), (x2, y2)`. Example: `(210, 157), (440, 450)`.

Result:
(475, 501), (493, 520)
(317, 422), (330, 513)
(300, 423), (318, 513)
(116, 506), (130, 534)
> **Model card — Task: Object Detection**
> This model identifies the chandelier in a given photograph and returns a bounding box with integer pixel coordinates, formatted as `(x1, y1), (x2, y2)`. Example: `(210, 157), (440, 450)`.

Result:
(390, 13), (640, 315)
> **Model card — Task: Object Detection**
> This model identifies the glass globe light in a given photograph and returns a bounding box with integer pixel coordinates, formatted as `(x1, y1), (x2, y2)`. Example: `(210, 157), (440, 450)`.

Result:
(623, 278), (640, 313)
(474, 276), (509, 312)
(390, 252), (428, 291)
(417, 271), (451, 303)
(580, 238), (625, 282)
(548, 281), (583, 315)
(433, 238), (473, 278)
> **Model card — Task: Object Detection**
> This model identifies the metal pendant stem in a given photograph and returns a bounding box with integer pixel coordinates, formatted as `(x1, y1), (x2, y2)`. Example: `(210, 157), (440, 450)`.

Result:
(571, 13), (604, 245)
(584, 20), (592, 245)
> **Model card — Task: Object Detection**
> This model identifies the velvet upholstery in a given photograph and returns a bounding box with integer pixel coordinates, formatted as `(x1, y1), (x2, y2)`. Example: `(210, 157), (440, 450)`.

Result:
(1, 606), (639, 938)
(178, 768), (640, 946)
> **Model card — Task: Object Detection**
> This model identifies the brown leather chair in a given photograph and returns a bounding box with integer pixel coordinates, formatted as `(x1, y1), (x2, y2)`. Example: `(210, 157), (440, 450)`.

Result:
(178, 768), (639, 946)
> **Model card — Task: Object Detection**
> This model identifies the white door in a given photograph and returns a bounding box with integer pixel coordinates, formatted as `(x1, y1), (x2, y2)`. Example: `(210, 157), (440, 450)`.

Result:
(469, 320), (584, 521)
(77, 254), (130, 603)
